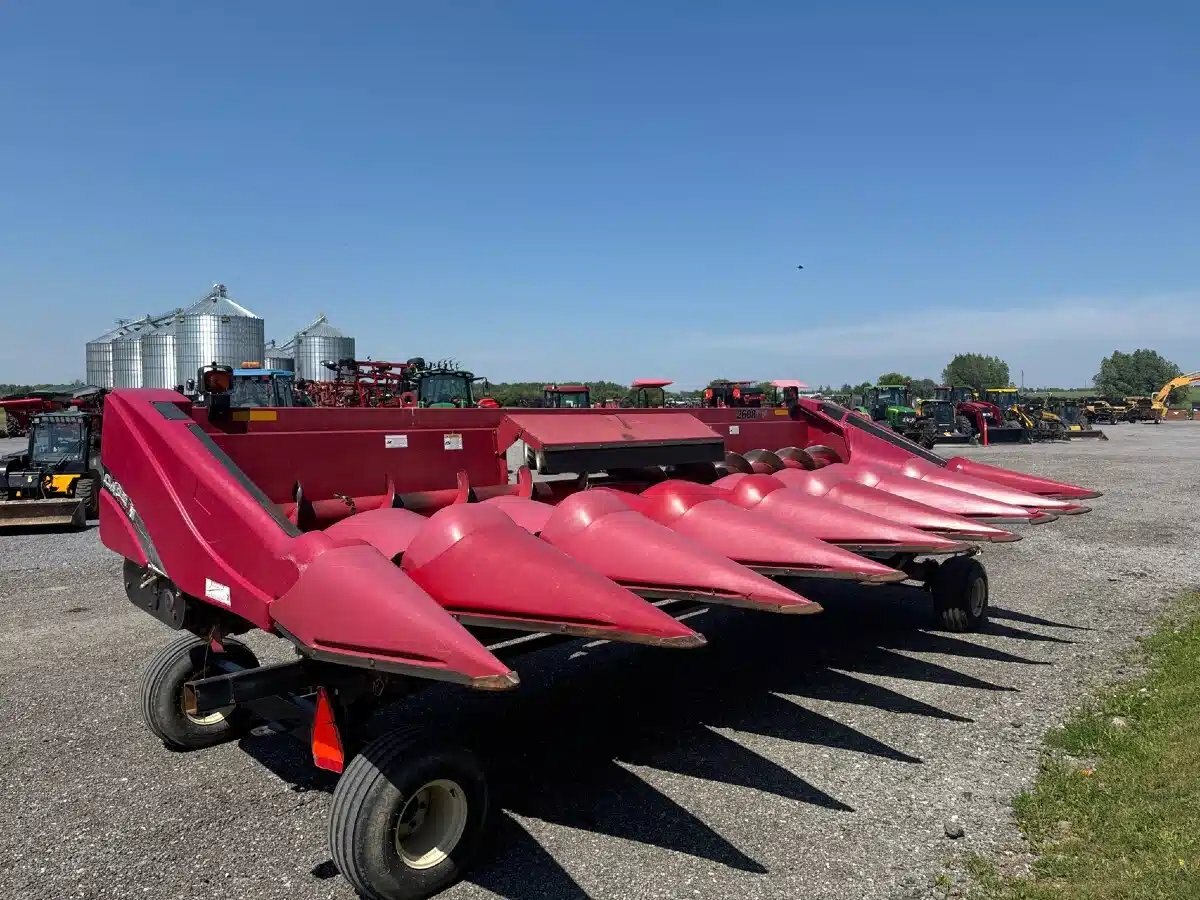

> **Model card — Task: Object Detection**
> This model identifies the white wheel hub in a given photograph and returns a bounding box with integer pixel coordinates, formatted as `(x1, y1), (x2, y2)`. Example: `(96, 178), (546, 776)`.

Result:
(394, 779), (469, 870)
(186, 707), (231, 726)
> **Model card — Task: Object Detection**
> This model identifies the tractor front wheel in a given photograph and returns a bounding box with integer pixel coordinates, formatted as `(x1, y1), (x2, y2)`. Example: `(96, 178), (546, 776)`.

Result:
(75, 475), (98, 519)
(330, 726), (489, 900)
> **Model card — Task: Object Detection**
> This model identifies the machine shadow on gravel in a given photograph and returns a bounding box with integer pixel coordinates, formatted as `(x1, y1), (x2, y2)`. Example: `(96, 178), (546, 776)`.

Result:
(987, 606), (1094, 631)
(235, 581), (1072, 898)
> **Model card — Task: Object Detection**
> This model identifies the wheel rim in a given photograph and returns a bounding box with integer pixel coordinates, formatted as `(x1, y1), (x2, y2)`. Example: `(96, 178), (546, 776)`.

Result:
(181, 656), (233, 726)
(186, 706), (231, 726)
(394, 779), (469, 870)
(968, 577), (987, 617)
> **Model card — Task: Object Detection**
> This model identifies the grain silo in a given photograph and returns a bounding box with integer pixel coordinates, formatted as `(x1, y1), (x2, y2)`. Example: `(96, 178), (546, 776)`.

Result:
(174, 284), (265, 387)
(140, 313), (183, 389)
(85, 322), (131, 389)
(110, 317), (158, 388)
(264, 340), (295, 372)
(292, 315), (355, 381)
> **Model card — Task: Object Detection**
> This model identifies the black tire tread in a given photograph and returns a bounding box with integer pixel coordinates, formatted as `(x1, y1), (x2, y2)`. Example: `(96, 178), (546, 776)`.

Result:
(932, 556), (988, 633)
(139, 634), (255, 749)
(938, 605), (971, 632)
(75, 476), (97, 519)
(330, 726), (484, 900)
(331, 726), (440, 900)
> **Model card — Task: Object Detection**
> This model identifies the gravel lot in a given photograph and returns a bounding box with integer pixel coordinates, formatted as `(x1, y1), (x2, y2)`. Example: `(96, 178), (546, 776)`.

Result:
(2, 424), (1197, 900)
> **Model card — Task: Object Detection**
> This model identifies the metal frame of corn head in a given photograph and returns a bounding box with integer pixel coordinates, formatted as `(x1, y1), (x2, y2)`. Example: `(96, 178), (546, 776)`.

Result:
(100, 390), (1098, 900)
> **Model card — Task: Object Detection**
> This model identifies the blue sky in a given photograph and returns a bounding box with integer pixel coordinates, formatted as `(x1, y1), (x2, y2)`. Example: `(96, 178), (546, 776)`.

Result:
(1, 2), (1196, 388)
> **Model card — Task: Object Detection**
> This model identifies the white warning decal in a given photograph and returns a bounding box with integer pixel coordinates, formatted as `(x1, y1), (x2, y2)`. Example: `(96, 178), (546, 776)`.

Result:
(443, 433), (463, 451)
(385, 434), (409, 449)
(204, 578), (232, 607)
(729, 425), (740, 435)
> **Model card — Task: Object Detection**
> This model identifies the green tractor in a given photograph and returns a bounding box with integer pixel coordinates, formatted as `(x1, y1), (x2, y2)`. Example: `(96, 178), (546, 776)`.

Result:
(408, 359), (496, 408)
(861, 384), (936, 448)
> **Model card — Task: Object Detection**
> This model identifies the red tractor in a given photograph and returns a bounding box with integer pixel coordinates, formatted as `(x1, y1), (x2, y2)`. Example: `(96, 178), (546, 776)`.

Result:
(936, 385), (1027, 444)
(702, 380), (764, 408)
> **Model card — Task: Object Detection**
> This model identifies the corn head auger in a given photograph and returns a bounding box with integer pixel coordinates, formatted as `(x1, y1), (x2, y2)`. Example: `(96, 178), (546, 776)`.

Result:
(99, 390), (1099, 900)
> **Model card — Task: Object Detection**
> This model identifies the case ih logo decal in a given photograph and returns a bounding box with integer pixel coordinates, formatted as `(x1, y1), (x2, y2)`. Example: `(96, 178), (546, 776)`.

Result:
(102, 472), (137, 520)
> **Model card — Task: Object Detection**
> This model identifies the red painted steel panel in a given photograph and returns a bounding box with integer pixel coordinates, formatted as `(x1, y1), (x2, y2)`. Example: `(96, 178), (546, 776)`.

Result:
(491, 492), (819, 614)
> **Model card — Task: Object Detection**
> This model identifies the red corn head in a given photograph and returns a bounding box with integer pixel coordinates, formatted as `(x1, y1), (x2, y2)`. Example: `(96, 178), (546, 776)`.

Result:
(941, 456), (1101, 500)
(324, 506), (429, 560)
(488, 492), (820, 614)
(891, 459), (1090, 514)
(627, 482), (906, 582)
(842, 465), (1053, 523)
(270, 543), (519, 689)
(713, 473), (969, 554)
(769, 468), (1020, 542)
(399, 504), (705, 647)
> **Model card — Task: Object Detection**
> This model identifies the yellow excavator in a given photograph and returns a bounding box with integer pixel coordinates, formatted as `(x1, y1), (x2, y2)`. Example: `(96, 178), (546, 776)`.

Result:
(1151, 372), (1200, 419)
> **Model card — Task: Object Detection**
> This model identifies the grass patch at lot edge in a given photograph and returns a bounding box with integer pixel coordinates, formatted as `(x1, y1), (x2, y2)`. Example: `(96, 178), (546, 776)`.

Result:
(971, 592), (1200, 899)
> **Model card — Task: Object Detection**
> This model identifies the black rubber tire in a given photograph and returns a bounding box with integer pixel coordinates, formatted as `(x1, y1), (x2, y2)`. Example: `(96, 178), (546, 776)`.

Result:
(140, 634), (259, 750)
(931, 557), (989, 632)
(330, 726), (489, 900)
(75, 476), (98, 520)
(955, 416), (974, 440)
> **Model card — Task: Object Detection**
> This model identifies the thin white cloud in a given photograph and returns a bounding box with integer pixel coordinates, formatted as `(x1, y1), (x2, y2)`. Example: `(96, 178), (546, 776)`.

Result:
(228, 289), (1200, 391)
(682, 292), (1200, 355)
(668, 291), (1200, 387)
